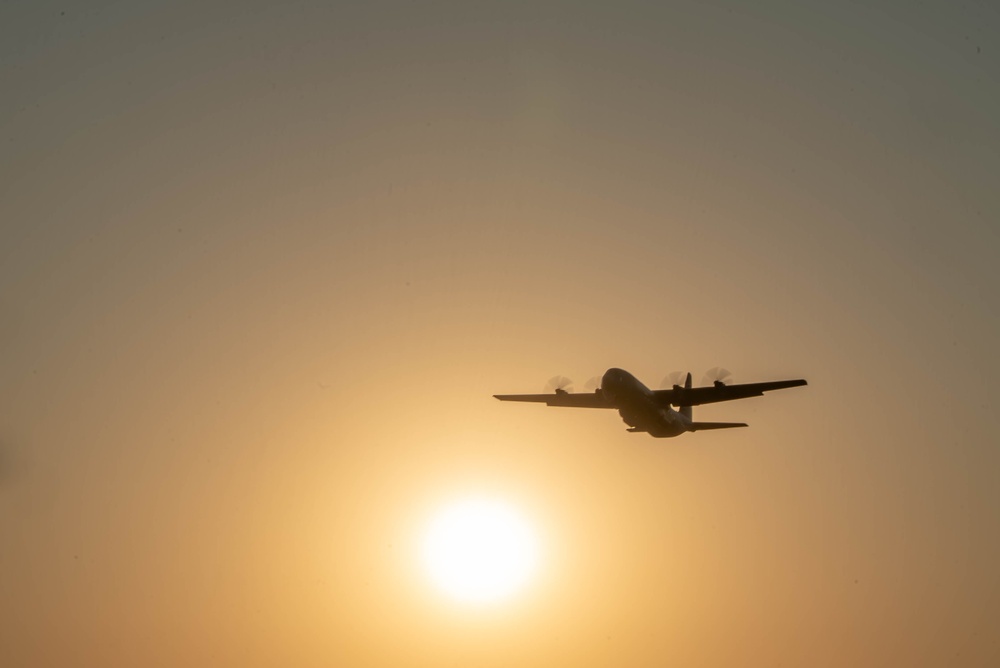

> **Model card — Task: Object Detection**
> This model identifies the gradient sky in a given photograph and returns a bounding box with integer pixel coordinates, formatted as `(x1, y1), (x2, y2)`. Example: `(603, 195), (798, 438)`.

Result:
(2, 1), (998, 666)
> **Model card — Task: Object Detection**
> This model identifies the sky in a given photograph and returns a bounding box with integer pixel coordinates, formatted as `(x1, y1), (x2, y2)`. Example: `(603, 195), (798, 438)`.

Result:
(2, 1), (998, 666)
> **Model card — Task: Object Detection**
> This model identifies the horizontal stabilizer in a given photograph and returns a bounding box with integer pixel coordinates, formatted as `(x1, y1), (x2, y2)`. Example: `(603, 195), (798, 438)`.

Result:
(688, 421), (748, 431)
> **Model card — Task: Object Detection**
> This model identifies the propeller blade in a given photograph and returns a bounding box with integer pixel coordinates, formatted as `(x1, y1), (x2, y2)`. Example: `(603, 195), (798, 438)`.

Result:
(702, 367), (733, 386)
(660, 371), (688, 389)
(544, 375), (574, 393)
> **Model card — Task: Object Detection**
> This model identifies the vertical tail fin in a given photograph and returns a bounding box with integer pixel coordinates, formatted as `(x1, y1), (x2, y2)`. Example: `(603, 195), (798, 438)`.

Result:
(680, 372), (693, 420)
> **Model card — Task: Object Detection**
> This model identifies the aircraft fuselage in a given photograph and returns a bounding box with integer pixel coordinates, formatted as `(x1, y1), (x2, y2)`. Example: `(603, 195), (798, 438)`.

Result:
(601, 367), (689, 437)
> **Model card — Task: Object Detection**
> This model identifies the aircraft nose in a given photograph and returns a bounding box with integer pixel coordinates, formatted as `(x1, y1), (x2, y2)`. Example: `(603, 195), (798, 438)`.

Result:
(601, 369), (620, 395)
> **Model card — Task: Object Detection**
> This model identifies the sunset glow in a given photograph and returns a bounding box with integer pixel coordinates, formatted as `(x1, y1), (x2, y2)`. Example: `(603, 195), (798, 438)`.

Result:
(422, 498), (540, 603)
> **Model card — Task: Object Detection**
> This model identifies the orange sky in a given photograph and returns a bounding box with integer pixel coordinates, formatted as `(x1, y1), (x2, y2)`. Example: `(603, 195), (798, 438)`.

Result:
(2, 1), (999, 666)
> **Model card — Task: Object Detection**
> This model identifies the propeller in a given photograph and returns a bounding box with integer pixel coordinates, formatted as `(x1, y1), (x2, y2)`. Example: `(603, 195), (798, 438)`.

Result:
(584, 376), (602, 391)
(660, 371), (688, 389)
(702, 367), (733, 386)
(544, 375), (574, 393)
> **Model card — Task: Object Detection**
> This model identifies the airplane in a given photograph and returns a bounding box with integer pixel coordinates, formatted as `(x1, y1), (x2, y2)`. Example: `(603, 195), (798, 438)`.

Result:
(494, 367), (806, 437)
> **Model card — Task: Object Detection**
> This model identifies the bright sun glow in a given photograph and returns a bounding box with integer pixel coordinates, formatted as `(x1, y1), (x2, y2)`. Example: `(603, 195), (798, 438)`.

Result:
(422, 498), (540, 604)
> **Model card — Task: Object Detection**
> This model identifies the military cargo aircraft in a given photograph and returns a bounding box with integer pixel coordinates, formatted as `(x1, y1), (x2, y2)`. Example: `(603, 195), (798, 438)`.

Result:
(494, 367), (806, 437)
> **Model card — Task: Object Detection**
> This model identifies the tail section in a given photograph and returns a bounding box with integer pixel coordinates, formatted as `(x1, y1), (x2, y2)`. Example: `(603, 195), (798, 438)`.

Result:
(681, 372), (748, 431)
(679, 372), (693, 420)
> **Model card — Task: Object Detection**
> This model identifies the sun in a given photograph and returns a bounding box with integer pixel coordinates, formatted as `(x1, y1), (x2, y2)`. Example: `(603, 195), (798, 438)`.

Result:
(422, 497), (540, 604)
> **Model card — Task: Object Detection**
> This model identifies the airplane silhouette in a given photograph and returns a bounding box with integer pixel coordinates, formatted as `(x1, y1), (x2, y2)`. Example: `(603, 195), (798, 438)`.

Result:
(494, 367), (806, 437)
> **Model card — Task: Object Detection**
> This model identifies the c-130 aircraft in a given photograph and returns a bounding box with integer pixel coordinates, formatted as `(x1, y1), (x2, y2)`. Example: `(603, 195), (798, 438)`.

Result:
(495, 367), (806, 438)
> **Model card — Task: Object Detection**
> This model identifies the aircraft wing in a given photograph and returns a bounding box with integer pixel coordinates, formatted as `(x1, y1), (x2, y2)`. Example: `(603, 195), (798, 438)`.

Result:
(652, 379), (807, 407)
(493, 390), (615, 409)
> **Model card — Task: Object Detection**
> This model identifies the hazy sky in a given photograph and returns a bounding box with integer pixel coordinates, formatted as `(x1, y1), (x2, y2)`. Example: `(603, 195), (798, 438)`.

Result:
(2, 1), (998, 666)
